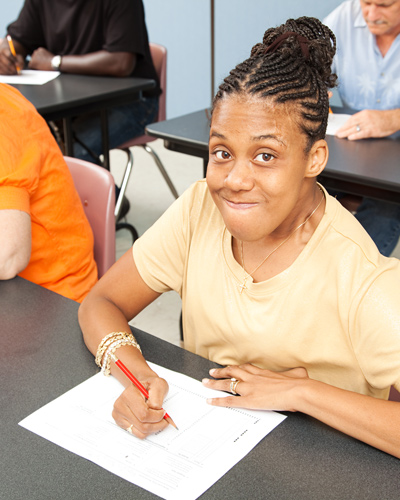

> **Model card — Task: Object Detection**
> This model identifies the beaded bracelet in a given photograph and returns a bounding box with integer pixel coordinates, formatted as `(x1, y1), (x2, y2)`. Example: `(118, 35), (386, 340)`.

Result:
(96, 331), (140, 367)
(101, 338), (142, 376)
(95, 332), (130, 367)
(96, 331), (142, 376)
(101, 339), (129, 375)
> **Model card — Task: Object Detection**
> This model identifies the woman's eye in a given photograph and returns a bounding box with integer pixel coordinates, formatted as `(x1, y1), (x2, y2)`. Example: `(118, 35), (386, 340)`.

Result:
(255, 152), (274, 162)
(214, 150), (231, 160)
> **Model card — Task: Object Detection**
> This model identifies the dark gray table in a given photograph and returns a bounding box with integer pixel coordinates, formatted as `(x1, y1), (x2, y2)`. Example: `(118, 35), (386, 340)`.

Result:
(1, 277), (399, 500)
(146, 108), (400, 203)
(12, 73), (155, 169)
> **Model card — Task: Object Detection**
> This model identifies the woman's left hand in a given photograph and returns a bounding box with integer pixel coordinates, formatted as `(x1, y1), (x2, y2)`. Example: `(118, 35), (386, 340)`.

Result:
(202, 364), (309, 412)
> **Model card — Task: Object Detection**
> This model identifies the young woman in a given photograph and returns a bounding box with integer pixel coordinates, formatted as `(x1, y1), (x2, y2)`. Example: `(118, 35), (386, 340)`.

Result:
(79, 17), (400, 458)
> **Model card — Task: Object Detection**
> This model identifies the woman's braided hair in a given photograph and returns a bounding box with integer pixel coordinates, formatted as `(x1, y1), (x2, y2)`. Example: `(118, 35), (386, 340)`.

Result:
(213, 17), (337, 152)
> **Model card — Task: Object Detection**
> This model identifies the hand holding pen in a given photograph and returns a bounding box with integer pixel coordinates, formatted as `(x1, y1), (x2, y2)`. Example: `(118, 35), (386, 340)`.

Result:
(0, 36), (22, 75)
(111, 353), (177, 438)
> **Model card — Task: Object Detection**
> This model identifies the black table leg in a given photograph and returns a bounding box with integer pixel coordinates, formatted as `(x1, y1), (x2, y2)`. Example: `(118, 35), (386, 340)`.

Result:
(63, 117), (74, 157)
(203, 156), (208, 177)
(101, 109), (110, 170)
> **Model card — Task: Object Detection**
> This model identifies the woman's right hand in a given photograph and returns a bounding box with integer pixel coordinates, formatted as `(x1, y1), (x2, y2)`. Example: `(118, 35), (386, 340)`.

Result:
(112, 374), (170, 439)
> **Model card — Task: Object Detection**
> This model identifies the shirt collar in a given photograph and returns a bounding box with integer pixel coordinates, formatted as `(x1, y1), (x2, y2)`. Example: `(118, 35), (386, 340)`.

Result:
(354, 4), (367, 29)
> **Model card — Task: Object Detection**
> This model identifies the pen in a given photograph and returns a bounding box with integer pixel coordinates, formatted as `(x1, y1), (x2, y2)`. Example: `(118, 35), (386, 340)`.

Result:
(110, 352), (178, 430)
(6, 35), (21, 74)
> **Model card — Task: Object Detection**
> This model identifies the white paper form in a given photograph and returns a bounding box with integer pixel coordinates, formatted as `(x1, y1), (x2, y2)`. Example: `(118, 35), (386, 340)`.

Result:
(19, 363), (286, 500)
(0, 69), (60, 85)
(326, 112), (352, 136)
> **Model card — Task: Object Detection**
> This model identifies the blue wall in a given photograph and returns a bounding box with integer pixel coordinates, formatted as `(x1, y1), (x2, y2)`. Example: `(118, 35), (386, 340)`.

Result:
(0, 1), (24, 36)
(143, 0), (211, 119)
(1, 0), (343, 118)
(214, 1), (342, 93)
(144, 0), (343, 117)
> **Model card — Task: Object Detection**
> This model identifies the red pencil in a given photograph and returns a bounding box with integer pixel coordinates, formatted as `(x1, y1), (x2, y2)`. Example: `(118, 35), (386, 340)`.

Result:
(110, 353), (178, 430)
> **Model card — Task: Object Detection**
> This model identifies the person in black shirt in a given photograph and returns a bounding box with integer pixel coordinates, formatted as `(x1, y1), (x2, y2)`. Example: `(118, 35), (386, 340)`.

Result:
(0, 0), (160, 216)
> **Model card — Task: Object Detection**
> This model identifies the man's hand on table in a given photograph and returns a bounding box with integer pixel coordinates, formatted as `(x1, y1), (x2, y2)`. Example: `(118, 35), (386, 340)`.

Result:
(29, 47), (56, 71)
(335, 108), (400, 140)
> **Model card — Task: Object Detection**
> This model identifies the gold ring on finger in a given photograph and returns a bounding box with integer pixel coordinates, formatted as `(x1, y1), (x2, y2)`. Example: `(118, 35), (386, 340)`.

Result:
(230, 378), (240, 395)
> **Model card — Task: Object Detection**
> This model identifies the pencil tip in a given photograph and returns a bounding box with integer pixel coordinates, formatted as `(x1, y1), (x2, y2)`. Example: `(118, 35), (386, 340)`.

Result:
(165, 416), (178, 430)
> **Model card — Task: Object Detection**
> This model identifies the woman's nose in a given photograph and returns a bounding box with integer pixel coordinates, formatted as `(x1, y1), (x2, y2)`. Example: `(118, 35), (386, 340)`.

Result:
(224, 159), (254, 191)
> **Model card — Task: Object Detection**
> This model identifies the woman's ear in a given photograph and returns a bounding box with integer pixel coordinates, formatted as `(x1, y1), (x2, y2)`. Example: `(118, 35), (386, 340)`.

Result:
(305, 139), (328, 178)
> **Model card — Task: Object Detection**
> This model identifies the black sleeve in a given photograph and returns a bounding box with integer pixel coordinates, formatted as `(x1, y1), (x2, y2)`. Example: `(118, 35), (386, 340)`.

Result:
(103, 0), (147, 56)
(7, 0), (46, 54)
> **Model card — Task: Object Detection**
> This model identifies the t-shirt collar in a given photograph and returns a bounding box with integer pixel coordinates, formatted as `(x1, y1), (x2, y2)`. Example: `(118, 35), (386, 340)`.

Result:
(354, 6), (367, 29)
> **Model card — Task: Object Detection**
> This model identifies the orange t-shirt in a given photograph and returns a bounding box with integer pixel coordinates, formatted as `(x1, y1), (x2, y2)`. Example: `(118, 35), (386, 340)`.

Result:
(0, 84), (98, 302)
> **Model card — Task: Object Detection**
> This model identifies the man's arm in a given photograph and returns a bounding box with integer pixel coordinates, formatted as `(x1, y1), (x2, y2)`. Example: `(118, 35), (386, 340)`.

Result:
(0, 210), (31, 279)
(335, 109), (400, 140)
(29, 48), (136, 77)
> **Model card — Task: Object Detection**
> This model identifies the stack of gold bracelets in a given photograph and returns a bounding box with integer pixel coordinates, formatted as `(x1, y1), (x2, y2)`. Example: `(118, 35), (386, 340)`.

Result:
(95, 331), (141, 376)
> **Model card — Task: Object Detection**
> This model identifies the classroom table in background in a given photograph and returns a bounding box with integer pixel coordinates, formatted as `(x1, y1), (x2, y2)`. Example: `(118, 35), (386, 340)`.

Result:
(12, 73), (155, 170)
(1, 276), (399, 500)
(146, 107), (400, 204)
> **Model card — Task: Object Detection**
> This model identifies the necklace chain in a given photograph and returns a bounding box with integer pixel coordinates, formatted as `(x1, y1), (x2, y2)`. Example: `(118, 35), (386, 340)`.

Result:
(238, 189), (324, 294)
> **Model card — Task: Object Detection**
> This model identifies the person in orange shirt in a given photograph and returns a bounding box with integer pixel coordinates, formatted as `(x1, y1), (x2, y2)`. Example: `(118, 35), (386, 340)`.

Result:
(0, 83), (98, 302)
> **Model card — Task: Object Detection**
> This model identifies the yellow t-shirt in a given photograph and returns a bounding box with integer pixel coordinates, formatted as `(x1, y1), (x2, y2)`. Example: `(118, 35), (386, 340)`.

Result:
(0, 84), (97, 302)
(133, 180), (400, 399)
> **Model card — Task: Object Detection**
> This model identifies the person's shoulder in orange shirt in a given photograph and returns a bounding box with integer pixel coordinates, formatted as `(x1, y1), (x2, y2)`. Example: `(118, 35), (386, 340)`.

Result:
(0, 83), (98, 302)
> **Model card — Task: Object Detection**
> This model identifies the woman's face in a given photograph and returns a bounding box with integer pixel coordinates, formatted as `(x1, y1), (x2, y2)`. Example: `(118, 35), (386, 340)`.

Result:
(206, 95), (327, 244)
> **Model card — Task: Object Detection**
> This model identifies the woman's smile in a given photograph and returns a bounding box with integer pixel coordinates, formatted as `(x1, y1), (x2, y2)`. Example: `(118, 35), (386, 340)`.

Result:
(223, 197), (259, 210)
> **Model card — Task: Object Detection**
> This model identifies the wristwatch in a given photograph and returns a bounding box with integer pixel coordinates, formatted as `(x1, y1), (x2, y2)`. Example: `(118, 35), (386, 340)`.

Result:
(51, 55), (62, 70)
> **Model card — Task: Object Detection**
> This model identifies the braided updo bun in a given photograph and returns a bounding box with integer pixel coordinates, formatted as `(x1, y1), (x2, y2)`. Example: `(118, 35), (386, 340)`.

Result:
(213, 17), (337, 151)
